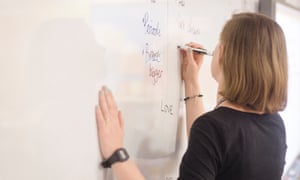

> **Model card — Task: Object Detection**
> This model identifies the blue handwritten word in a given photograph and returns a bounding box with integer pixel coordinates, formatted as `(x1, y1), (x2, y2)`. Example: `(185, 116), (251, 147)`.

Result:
(178, 20), (201, 35)
(175, 0), (185, 7)
(188, 23), (201, 35)
(142, 12), (161, 36)
(177, 19), (185, 30)
(161, 100), (174, 115)
(142, 43), (161, 63)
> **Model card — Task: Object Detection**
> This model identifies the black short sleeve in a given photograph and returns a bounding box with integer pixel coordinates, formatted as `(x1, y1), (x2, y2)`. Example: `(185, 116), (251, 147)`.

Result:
(178, 116), (223, 180)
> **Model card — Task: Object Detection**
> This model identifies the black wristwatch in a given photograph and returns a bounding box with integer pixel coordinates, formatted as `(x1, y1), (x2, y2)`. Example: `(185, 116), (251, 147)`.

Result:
(101, 148), (129, 168)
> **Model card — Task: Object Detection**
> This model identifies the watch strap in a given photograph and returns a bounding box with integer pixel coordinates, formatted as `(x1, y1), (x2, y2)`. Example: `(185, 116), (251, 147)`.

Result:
(101, 148), (129, 168)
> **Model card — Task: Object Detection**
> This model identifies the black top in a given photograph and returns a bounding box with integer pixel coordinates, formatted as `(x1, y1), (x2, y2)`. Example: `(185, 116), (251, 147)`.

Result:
(178, 107), (287, 180)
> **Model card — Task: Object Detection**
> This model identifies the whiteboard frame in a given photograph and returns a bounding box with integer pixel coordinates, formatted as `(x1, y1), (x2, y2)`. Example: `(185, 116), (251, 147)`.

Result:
(259, 0), (300, 19)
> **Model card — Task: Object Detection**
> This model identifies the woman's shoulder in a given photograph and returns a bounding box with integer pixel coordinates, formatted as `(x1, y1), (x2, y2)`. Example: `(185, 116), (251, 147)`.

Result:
(193, 106), (284, 131)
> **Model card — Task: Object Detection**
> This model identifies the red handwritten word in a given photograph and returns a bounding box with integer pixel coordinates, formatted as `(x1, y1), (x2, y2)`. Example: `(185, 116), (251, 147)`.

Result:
(149, 64), (163, 85)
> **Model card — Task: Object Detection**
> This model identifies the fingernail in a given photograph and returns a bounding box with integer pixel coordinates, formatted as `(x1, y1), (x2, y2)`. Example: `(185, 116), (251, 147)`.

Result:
(107, 87), (111, 92)
(104, 86), (111, 93)
(99, 90), (104, 96)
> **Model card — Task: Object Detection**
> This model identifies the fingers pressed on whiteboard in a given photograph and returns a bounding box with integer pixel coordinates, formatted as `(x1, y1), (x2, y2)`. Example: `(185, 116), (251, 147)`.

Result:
(95, 105), (105, 130)
(103, 87), (120, 126)
(118, 111), (124, 130)
(104, 87), (118, 112)
(98, 88), (110, 123)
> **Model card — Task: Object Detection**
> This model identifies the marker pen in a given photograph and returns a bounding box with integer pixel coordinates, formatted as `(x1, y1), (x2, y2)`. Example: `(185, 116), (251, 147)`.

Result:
(177, 45), (213, 56)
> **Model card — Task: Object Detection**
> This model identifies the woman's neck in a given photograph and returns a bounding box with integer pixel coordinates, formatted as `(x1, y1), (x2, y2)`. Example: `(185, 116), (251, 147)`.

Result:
(216, 98), (264, 115)
(216, 86), (263, 114)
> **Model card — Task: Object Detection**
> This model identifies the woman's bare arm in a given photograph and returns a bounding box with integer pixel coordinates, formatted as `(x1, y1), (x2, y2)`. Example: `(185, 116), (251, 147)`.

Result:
(95, 87), (145, 180)
(180, 42), (207, 138)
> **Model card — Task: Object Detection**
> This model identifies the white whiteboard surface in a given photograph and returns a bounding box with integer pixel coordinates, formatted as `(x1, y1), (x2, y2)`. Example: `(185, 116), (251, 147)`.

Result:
(276, 2), (300, 172)
(0, 0), (257, 179)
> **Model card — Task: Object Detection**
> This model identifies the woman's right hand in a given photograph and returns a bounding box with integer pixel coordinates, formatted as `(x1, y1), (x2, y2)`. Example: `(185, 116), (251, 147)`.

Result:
(180, 42), (205, 85)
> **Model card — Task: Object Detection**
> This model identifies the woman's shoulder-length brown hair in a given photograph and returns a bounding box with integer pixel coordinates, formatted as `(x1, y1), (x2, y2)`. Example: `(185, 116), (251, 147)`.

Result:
(219, 12), (288, 113)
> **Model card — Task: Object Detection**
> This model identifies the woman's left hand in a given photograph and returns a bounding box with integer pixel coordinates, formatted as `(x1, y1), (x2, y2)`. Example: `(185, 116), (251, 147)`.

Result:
(95, 86), (124, 159)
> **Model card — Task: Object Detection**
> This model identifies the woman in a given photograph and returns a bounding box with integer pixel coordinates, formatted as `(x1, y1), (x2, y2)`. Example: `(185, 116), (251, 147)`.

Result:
(95, 12), (288, 179)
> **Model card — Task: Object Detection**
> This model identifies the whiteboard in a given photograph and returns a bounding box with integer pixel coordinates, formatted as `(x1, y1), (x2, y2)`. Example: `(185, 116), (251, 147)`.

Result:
(0, 0), (257, 179)
(276, 2), (300, 173)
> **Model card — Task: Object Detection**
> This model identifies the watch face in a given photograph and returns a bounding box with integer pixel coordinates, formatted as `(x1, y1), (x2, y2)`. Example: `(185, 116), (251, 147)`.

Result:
(117, 149), (129, 161)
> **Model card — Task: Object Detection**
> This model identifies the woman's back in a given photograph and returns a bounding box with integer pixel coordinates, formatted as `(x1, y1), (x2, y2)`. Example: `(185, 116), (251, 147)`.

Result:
(179, 107), (287, 180)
